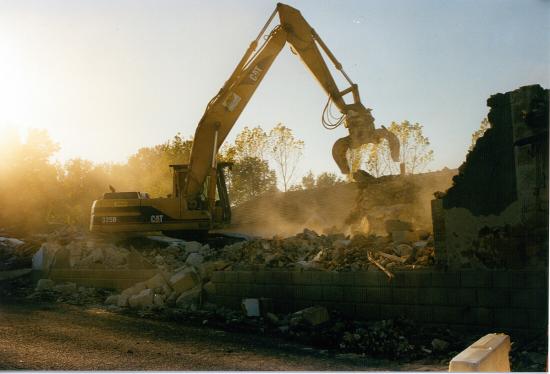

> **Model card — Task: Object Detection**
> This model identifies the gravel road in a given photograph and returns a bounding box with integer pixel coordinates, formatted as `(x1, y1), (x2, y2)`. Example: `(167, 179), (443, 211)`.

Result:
(0, 298), (446, 371)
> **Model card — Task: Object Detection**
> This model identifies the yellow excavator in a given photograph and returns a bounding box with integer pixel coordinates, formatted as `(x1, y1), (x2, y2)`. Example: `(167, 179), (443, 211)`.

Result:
(90, 3), (400, 240)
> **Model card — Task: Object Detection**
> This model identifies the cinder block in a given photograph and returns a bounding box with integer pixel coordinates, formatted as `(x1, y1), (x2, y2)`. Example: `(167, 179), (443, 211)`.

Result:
(416, 288), (433, 304)
(408, 272), (432, 288)
(392, 288), (420, 305)
(380, 304), (405, 319)
(493, 308), (529, 328)
(272, 271), (291, 284)
(262, 285), (278, 298)
(528, 308), (548, 329)
(356, 303), (381, 320)
(432, 306), (462, 323)
(280, 286), (295, 298)
(309, 271), (324, 284)
(250, 284), (265, 298)
(461, 307), (493, 327)
(343, 287), (366, 303)
(211, 271), (224, 283)
(432, 272), (461, 288)
(215, 283), (228, 296)
(318, 272), (335, 285)
(477, 288), (510, 308)
(224, 271), (239, 283)
(491, 271), (509, 288)
(253, 271), (267, 284)
(237, 271), (253, 284)
(409, 305), (433, 323)
(354, 272), (380, 287)
(367, 287), (384, 304)
(461, 271), (491, 288)
(322, 286), (344, 302)
(524, 271), (548, 289)
(336, 272), (355, 286)
(302, 285), (322, 301)
(292, 271), (312, 285)
(449, 333), (510, 372)
(390, 271), (408, 287)
(378, 273), (394, 288)
(430, 288), (449, 305)
(510, 289), (546, 309)
(508, 271), (527, 288)
(334, 302), (356, 317)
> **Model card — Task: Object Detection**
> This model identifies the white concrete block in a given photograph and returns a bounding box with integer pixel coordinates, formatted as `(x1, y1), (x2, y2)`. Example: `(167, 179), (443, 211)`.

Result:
(449, 333), (511, 372)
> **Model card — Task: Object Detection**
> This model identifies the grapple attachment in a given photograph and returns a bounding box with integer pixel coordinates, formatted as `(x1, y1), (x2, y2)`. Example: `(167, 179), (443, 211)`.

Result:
(331, 105), (400, 174)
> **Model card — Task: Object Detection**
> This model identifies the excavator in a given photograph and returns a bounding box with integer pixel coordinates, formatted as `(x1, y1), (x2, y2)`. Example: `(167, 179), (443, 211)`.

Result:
(89, 3), (400, 240)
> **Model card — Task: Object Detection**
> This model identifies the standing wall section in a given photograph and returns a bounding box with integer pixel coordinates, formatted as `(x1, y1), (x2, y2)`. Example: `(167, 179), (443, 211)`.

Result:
(209, 269), (547, 335)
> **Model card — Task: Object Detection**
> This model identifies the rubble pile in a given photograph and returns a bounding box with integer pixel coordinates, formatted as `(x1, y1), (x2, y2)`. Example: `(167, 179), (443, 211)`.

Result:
(102, 237), (229, 310)
(219, 226), (434, 273)
(34, 227), (132, 269)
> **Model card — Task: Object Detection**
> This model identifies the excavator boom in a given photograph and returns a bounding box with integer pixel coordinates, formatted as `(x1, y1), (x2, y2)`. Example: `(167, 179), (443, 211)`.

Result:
(185, 3), (399, 201)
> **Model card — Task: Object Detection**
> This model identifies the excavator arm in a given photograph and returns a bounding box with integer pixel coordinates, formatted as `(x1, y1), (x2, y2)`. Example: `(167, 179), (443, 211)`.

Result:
(185, 3), (400, 201)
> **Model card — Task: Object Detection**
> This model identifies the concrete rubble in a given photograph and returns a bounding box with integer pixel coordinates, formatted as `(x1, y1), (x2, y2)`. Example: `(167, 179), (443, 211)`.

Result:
(0, 236), (36, 270)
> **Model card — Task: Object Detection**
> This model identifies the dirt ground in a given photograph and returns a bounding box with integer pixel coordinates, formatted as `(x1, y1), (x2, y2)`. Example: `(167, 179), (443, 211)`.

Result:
(0, 297), (447, 371)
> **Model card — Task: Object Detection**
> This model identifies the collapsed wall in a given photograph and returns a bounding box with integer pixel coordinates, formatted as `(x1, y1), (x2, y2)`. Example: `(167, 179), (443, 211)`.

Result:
(231, 169), (456, 238)
(432, 84), (549, 269)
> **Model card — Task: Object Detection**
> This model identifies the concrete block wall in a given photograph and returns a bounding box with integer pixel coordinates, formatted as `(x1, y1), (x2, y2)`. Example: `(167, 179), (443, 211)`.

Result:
(209, 269), (548, 334)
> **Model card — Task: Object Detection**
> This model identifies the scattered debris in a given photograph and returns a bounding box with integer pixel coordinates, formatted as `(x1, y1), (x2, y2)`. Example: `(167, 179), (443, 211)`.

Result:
(242, 298), (261, 317)
(291, 306), (330, 326)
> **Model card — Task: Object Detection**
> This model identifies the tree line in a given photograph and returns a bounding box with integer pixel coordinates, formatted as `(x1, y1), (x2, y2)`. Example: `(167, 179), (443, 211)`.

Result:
(0, 120), (438, 232)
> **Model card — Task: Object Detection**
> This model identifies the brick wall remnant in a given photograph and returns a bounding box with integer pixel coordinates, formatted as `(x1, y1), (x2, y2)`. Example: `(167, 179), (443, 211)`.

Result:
(432, 84), (549, 269)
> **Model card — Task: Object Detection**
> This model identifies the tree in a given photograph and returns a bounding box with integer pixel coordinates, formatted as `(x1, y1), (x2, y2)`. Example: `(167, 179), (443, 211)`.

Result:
(301, 170), (316, 189)
(218, 126), (278, 205)
(226, 156), (277, 206)
(353, 121), (434, 176)
(268, 123), (304, 192)
(0, 128), (61, 231)
(469, 117), (491, 151)
(232, 126), (270, 160)
(316, 172), (343, 188)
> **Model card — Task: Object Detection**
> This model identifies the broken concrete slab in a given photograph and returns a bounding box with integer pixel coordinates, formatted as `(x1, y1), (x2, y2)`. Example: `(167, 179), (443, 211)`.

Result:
(241, 298), (260, 317)
(175, 286), (201, 307)
(449, 333), (510, 372)
(169, 268), (200, 295)
(184, 241), (203, 253)
(185, 253), (204, 267)
(105, 294), (119, 305)
(128, 288), (154, 308)
(145, 273), (168, 290)
(292, 306), (330, 326)
(117, 293), (129, 307)
(121, 282), (147, 297)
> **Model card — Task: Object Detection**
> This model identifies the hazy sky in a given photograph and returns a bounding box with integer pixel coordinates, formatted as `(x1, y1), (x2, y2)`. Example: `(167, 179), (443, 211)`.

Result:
(1, 0), (549, 181)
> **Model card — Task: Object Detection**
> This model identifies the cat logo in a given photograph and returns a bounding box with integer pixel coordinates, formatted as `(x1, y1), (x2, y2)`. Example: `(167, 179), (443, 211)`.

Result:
(249, 65), (263, 81)
(150, 215), (164, 223)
